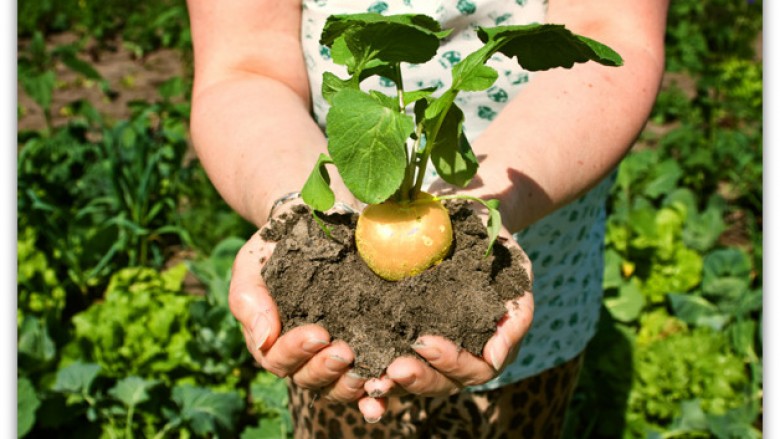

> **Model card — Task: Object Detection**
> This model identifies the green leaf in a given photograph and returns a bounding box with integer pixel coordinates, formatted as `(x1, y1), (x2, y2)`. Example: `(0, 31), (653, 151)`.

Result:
(728, 319), (758, 362)
(451, 46), (500, 91)
(56, 47), (103, 81)
(429, 103), (479, 187)
(602, 249), (623, 290)
(302, 153), (336, 212)
(667, 293), (729, 330)
(452, 46), (498, 91)
(17, 316), (56, 366)
(250, 372), (290, 416)
(109, 376), (156, 408)
(321, 71), (354, 105)
(644, 159), (683, 199)
(52, 362), (101, 394)
(18, 377), (41, 438)
(321, 13), (444, 57)
(485, 199), (502, 256)
(20, 70), (55, 112)
(172, 385), (244, 436)
(605, 278), (645, 322)
(187, 237), (245, 306)
(476, 23), (623, 71)
(402, 87), (437, 107)
(702, 248), (752, 299)
(326, 89), (413, 204)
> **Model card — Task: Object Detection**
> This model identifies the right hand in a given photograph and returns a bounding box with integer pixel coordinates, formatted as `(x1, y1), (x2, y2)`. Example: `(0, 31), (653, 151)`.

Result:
(229, 225), (368, 404)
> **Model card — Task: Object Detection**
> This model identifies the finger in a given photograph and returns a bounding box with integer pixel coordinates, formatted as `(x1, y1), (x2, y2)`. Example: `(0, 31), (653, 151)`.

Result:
(385, 356), (460, 397)
(364, 375), (397, 398)
(357, 396), (387, 424)
(258, 324), (331, 377)
(229, 232), (280, 353)
(411, 336), (496, 387)
(290, 341), (355, 389)
(483, 293), (534, 372)
(320, 370), (368, 403)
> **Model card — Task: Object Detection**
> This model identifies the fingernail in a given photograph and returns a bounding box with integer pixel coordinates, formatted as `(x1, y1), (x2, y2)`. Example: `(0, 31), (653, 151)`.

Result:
(412, 339), (441, 361)
(344, 372), (366, 391)
(365, 378), (385, 398)
(387, 368), (413, 383)
(302, 338), (329, 354)
(250, 314), (270, 351)
(364, 415), (382, 424)
(324, 354), (351, 372)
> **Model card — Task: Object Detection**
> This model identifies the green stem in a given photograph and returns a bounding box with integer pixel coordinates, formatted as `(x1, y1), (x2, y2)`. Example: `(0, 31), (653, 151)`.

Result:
(399, 122), (424, 203)
(412, 90), (459, 195)
(125, 404), (136, 439)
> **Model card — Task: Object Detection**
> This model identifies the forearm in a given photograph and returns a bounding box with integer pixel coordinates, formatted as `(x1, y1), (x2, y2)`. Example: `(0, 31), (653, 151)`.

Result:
(187, 0), (355, 226)
(190, 75), (337, 226)
(460, 1), (668, 232)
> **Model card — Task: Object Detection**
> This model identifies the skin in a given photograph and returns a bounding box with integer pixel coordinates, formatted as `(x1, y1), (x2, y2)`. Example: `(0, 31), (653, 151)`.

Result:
(186, 0), (669, 423)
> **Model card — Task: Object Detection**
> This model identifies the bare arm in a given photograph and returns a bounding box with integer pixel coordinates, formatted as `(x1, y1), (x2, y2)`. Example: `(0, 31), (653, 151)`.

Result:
(448, 0), (669, 232)
(186, 0), (370, 412)
(187, 0), (353, 226)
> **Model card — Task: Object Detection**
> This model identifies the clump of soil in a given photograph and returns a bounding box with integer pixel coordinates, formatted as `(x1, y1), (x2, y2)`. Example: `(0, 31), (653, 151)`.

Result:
(260, 200), (531, 378)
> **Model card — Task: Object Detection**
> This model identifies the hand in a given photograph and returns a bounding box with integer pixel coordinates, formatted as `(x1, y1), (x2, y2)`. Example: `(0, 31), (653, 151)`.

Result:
(363, 226), (534, 406)
(229, 221), (369, 404)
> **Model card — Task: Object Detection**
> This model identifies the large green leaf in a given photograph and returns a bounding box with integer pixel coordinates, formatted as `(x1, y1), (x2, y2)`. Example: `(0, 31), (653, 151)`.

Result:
(17, 316), (56, 367)
(326, 89), (413, 204)
(476, 23), (623, 71)
(667, 293), (729, 330)
(429, 103), (479, 187)
(702, 248), (752, 300)
(52, 362), (101, 394)
(18, 377), (40, 438)
(173, 385), (244, 436)
(109, 376), (157, 408)
(605, 278), (645, 323)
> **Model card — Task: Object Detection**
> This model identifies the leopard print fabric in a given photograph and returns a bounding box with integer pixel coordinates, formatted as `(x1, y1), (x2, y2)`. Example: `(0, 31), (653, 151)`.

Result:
(287, 354), (583, 439)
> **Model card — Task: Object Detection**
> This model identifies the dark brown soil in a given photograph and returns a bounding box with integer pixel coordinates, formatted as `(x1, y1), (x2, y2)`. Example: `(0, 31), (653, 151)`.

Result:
(260, 201), (531, 377)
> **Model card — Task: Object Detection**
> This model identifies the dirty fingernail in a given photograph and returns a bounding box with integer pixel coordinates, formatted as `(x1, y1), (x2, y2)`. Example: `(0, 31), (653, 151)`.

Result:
(324, 354), (351, 372)
(344, 372), (366, 391)
(302, 338), (329, 354)
(412, 340), (441, 361)
(250, 314), (270, 351)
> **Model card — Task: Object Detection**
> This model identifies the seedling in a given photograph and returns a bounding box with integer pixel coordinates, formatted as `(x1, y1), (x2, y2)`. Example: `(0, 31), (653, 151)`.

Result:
(301, 13), (622, 280)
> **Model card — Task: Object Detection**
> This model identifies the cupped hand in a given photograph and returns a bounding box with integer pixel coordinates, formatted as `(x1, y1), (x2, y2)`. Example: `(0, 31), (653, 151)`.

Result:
(364, 226), (534, 407)
(229, 221), (370, 405)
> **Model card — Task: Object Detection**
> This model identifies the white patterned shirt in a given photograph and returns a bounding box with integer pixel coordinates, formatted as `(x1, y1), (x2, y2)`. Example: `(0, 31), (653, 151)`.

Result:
(301, 0), (609, 390)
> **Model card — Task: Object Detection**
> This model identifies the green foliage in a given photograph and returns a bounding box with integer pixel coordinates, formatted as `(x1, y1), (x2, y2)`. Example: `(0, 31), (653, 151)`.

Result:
(307, 13), (622, 209)
(18, 0), (191, 55)
(664, 0), (762, 73)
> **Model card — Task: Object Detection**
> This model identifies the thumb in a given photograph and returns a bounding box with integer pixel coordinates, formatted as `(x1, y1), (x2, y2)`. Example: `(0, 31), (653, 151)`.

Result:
(482, 287), (534, 372)
(229, 231), (281, 353)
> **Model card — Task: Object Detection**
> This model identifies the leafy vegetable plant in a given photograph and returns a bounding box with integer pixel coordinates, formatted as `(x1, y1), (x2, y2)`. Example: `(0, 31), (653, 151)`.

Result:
(301, 13), (622, 280)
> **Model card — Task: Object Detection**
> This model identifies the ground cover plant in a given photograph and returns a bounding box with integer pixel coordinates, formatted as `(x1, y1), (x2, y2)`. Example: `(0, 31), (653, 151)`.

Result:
(17, 0), (762, 437)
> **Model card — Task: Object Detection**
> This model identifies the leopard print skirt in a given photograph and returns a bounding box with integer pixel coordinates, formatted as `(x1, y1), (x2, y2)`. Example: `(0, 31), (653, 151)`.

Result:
(287, 354), (583, 439)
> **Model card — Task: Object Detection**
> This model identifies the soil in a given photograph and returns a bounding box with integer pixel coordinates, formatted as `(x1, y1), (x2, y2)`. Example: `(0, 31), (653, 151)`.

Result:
(260, 200), (532, 378)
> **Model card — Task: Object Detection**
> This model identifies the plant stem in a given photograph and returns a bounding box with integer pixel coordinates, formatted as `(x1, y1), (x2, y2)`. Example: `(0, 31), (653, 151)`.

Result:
(394, 63), (420, 204)
(412, 90), (459, 195)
